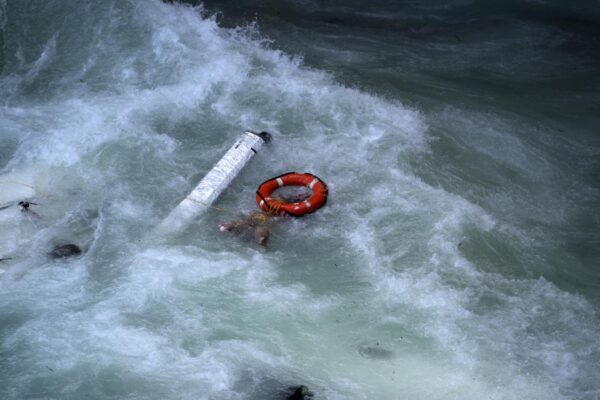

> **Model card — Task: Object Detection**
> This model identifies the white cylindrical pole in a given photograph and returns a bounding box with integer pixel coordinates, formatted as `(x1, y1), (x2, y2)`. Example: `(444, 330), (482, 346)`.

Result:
(154, 131), (271, 235)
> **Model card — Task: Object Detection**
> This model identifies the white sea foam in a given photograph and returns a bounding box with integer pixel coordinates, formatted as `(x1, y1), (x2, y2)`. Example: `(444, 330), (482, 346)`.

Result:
(0, 1), (598, 399)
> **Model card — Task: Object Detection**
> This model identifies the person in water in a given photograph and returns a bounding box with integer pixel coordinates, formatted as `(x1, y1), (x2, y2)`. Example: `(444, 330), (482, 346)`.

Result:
(219, 210), (273, 246)
(218, 186), (312, 247)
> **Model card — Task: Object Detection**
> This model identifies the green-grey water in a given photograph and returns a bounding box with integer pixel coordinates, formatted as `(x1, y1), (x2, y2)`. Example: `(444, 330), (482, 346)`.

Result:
(1, 1), (599, 399)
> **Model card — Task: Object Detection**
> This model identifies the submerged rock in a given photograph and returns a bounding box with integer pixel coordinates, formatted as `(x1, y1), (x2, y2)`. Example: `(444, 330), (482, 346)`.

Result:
(358, 344), (395, 360)
(50, 244), (82, 259)
(288, 385), (313, 400)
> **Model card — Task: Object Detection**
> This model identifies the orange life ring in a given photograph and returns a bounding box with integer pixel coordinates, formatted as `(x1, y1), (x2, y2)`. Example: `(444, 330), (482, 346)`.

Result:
(256, 172), (328, 217)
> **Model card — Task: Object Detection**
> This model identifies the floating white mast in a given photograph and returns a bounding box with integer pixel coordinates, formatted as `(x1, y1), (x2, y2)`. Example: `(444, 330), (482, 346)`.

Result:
(154, 131), (271, 236)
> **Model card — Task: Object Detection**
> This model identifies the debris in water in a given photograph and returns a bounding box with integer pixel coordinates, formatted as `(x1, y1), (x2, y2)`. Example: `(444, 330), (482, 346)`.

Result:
(50, 244), (82, 259)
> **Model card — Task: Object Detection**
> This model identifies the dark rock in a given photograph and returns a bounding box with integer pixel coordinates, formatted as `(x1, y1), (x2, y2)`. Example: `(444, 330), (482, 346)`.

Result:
(50, 244), (82, 259)
(288, 385), (313, 400)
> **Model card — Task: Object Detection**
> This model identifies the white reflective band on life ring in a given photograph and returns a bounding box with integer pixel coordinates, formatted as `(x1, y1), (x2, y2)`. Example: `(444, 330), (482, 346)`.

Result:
(309, 178), (319, 189)
(276, 178), (284, 187)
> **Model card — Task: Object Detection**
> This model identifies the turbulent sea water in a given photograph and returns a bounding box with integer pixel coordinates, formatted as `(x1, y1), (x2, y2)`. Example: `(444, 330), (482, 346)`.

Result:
(1, 1), (599, 399)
